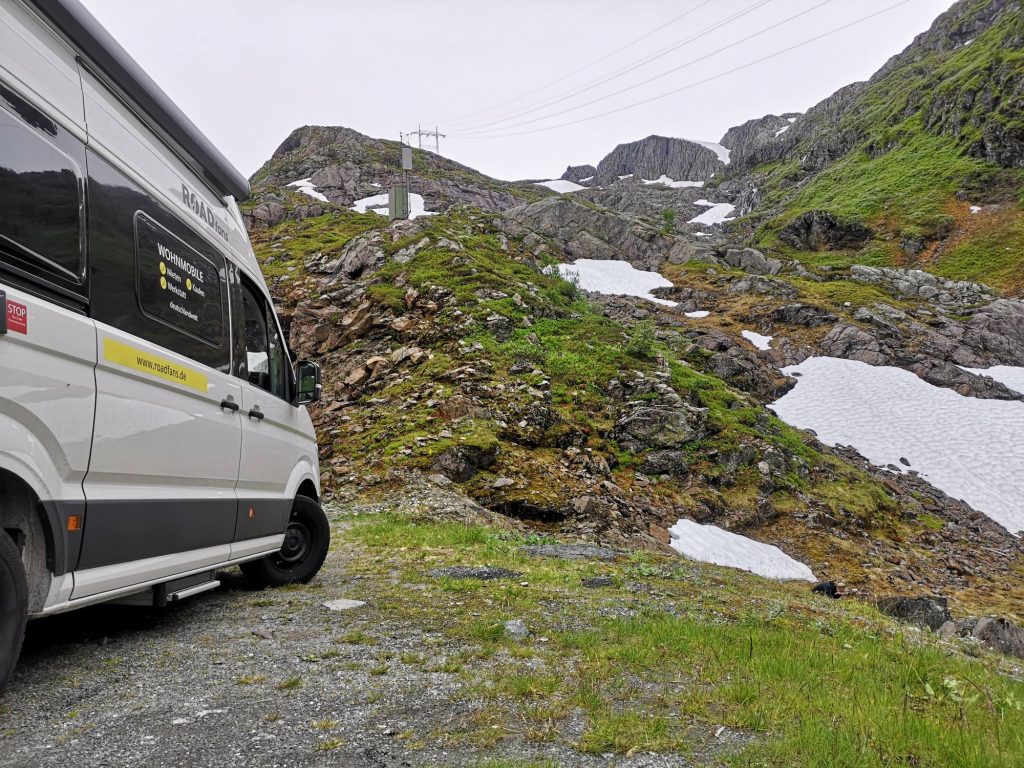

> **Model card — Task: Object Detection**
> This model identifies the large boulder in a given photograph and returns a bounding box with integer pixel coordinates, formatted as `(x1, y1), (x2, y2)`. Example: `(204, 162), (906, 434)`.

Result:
(431, 443), (500, 483)
(968, 617), (1024, 659)
(876, 595), (952, 630)
(723, 247), (782, 276)
(614, 405), (705, 452)
(819, 324), (888, 366)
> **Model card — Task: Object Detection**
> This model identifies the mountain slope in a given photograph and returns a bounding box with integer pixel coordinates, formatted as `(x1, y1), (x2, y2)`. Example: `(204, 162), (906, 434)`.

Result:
(731, 0), (1024, 294)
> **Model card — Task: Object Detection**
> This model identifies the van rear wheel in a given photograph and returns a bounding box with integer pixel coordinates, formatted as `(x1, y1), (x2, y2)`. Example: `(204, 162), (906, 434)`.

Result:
(0, 529), (28, 696)
(241, 496), (330, 587)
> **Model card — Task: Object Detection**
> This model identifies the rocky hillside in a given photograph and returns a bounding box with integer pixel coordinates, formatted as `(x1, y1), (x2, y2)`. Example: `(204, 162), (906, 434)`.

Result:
(239, 0), (1024, 625)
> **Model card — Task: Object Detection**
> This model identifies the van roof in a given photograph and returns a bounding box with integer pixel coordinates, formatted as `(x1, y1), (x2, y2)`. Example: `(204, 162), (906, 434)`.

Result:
(29, 0), (251, 202)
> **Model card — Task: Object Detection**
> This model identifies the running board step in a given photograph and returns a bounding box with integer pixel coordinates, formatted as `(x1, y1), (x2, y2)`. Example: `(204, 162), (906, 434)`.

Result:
(167, 580), (220, 603)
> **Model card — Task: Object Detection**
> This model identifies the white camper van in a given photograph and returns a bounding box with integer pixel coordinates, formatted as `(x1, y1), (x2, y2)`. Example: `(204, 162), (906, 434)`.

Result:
(0, 0), (328, 693)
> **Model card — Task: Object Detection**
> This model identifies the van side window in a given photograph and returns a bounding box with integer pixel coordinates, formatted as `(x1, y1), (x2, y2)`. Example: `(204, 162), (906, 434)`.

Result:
(240, 278), (288, 400)
(135, 213), (224, 346)
(0, 86), (85, 292)
(88, 150), (230, 372)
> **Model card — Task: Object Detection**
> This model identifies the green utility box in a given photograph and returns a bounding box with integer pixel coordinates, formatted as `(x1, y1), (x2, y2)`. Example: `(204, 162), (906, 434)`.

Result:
(389, 183), (410, 221)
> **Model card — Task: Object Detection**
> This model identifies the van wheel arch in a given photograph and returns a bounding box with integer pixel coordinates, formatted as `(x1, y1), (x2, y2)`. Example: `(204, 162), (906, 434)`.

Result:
(296, 478), (319, 504)
(0, 471), (54, 614)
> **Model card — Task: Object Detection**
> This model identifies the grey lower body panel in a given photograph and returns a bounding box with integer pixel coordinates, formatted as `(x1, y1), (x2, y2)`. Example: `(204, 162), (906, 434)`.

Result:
(73, 498), (291, 570)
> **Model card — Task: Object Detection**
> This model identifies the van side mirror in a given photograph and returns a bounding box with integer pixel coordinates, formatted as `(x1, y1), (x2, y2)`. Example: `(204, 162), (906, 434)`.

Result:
(295, 360), (322, 405)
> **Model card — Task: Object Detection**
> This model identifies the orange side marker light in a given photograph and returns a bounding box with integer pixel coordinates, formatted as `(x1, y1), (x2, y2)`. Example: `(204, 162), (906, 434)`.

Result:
(67, 515), (82, 531)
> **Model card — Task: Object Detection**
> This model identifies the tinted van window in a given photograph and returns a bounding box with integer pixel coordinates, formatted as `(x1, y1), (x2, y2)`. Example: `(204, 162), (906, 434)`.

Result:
(136, 213), (224, 345)
(88, 150), (230, 371)
(0, 85), (85, 291)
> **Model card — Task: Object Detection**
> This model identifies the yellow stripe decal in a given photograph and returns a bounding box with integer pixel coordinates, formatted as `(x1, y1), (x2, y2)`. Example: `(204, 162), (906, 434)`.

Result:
(103, 338), (209, 392)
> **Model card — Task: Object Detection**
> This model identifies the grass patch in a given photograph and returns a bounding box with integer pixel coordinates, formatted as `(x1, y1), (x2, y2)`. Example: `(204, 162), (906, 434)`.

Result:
(344, 515), (1024, 766)
(275, 676), (304, 691)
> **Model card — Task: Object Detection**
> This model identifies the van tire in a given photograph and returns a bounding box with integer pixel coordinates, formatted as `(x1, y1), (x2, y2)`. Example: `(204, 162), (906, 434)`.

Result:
(241, 496), (330, 587)
(0, 529), (28, 696)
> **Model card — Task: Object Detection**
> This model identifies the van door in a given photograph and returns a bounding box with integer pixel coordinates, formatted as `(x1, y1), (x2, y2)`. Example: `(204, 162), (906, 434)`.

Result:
(74, 152), (243, 599)
(232, 270), (312, 555)
(0, 72), (94, 587)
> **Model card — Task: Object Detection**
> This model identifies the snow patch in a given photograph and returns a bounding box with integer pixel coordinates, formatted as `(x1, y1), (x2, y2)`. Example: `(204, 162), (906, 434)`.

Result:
(580, 176), (595, 182)
(555, 259), (676, 307)
(685, 310), (710, 318)
(688, 200), (736, 226)
(693, 232), (711, 238)
(970, 205), (982, 214)
(770, 357), (1024, 534)
(537, 179), (586, 193)
(641, 175), (705, 189)
(618, 174), (634, 180)
(351, 192), (436, 219)
(788, 116), (798, 123)
(774, 125), (790, 137)
(668, 519), (816, 582)
(962, 365), (1024, 395)
(741, 330), (773, 350)
(691, 140), (731, 165)
(287, 178), (328, 202)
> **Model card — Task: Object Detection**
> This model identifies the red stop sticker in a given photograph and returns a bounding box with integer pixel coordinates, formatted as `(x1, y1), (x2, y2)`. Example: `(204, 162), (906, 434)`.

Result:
(7, 300), (27, 334)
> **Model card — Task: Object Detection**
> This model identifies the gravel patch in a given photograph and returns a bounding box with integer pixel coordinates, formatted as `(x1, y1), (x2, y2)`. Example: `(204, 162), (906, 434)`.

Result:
(522, 544), (620, 562)
(427, 566), (521, 580)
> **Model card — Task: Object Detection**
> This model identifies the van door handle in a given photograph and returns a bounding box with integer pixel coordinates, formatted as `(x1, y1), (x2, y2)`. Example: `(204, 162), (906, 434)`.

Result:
(220, 398), (240, 412)
(248, 406), (265, 421)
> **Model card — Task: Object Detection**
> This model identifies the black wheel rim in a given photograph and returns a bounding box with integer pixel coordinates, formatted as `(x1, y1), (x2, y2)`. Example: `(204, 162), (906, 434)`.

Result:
(275, 519), (312, 568)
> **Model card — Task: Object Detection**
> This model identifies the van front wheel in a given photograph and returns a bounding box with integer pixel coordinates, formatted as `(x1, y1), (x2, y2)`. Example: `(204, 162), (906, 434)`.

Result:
(0, 529), (28, 696)
(241, 496), (330, 587)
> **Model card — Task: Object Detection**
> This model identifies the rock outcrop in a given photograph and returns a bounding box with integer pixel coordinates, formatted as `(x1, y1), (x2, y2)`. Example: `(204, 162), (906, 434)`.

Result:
(719, 113), (801, 171)
(498, 196), (710, 270)
(779, 211), (872, 251)
(560, 164), (597, 184)
(591, 135), (725, 186)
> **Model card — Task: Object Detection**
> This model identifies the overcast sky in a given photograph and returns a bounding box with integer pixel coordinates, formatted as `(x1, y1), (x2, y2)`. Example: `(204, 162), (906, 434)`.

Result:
(79, 0), (953, 182)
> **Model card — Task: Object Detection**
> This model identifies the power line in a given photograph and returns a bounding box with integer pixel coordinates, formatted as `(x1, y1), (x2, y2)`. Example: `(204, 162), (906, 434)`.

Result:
(407, 125), (446, 153)
(452, 0), (914, 141)
(454, 0), (836, 138)
(443, 0), (717, 127)
(450, 0), (776, 134)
